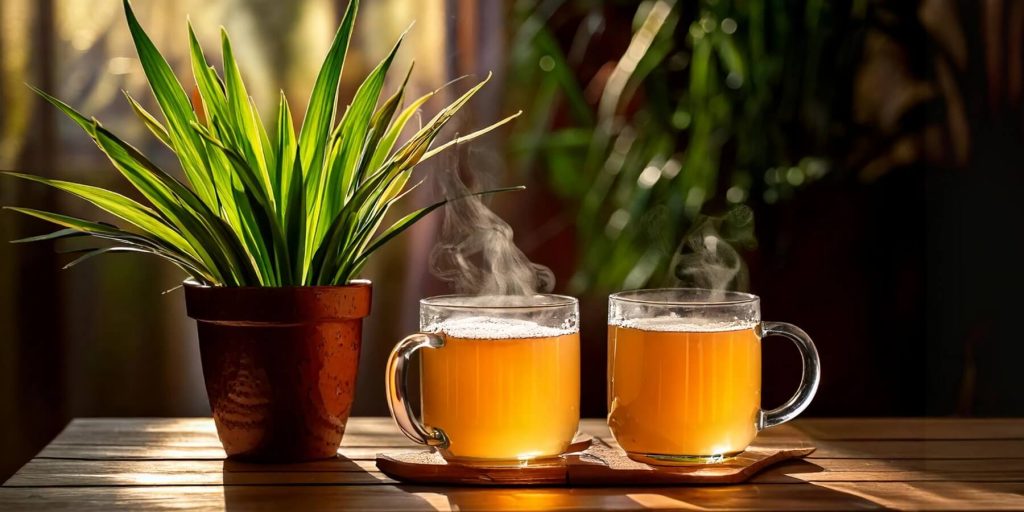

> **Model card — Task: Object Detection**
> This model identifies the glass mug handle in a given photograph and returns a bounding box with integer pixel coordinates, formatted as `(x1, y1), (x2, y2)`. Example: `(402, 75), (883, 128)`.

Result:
(385, 333), (450, 448)
(757, 322), (821, 430)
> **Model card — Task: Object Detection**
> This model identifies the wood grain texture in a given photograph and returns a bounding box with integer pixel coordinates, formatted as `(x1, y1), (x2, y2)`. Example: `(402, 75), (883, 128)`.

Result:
(3, 417), (1024, 511)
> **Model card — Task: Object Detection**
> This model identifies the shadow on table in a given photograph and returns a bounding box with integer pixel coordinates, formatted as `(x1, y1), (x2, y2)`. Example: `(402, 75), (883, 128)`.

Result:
(220, 454), (370, 479)
(775, 442), (1024, 509)
(756, 459), (827, 482)
(211, 457), (890, 511)
(219, 456), (440, 511)
(390, 461), (881, 512)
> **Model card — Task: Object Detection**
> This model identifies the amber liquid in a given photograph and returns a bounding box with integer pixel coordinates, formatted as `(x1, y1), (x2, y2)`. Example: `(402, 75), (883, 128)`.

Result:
(608, 319), (761, 460)
(421, 319), (580, 462)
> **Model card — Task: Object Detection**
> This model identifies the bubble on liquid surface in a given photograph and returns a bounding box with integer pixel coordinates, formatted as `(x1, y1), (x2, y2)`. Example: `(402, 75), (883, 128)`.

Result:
(432, 316), (576, 340)
(612, 316), (757, 332)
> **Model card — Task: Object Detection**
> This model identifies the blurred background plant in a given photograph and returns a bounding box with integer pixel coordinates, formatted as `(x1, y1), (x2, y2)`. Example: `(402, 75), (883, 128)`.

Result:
(501, 0), (1024, 423)
(508, 0), (867, 293)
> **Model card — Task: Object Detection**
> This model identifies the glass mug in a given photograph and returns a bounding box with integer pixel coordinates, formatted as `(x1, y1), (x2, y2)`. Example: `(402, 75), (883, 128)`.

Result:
(386, 295), (580, 463)
(607, 288), (820, 465)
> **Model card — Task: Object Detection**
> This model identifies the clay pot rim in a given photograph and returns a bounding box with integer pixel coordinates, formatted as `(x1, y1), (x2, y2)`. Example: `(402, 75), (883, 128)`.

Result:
(183, 278), (372, 291)
(184, 279), (372, 323)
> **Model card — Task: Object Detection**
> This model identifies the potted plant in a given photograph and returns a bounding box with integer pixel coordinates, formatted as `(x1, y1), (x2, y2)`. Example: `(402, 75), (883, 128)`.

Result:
(4, 0), (518, 462)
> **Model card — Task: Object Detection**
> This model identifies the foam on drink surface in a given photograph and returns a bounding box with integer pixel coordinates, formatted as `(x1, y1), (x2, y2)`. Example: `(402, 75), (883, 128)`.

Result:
(432, 316), (576, 340)
(611, 316), (757, 332)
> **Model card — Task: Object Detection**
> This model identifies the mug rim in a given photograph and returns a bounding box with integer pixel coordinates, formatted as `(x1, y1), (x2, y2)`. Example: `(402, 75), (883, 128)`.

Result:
(420, 293), (578, 310)
(610, 288), (759, 306)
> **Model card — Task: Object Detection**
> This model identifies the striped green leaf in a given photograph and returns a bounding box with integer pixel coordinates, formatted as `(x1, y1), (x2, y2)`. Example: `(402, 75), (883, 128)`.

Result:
(299, 0), (357, 184)
(2, 171), (198, 260)
(123, 0), (216, 209)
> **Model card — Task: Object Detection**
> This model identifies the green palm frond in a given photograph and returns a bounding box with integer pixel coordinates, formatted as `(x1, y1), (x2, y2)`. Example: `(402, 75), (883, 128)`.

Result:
(4, 0), (519, 286)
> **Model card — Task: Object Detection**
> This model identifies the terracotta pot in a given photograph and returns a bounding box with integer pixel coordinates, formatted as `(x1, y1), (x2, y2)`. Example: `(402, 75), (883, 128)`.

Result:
(184, 280), (371, 462)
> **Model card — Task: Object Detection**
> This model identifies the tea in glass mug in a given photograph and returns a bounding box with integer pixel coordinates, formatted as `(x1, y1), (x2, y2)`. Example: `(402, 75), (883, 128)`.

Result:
(607, 289), (819, 465)
(386, 295), (580, 463)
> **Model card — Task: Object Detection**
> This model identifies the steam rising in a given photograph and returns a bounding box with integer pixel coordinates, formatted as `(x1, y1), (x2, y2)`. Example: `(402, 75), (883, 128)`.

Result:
(429, 150), (554, 296)
(668, 206), (756, 291)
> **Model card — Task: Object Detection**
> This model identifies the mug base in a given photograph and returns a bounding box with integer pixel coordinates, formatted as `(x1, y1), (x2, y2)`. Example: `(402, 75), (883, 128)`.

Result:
(626, 450), (743, 466)
(440, 453), (564, 467)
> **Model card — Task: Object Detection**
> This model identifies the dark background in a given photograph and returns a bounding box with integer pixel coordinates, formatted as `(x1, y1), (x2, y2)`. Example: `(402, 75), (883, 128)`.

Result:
(2, 0), (1022, 481)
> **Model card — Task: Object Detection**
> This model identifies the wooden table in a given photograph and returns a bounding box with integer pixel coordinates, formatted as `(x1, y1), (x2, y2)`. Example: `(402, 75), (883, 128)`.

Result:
(1, 418), (1022, 510)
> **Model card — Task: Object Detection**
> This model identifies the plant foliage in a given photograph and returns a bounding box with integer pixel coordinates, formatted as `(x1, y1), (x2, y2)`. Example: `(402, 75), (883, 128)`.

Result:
(509, 0), (866, 292)
(5, 0), (520, 286)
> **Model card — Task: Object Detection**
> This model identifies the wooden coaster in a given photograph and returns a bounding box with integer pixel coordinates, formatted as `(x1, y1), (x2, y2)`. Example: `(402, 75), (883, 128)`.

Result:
(376, 436), (815, 487)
